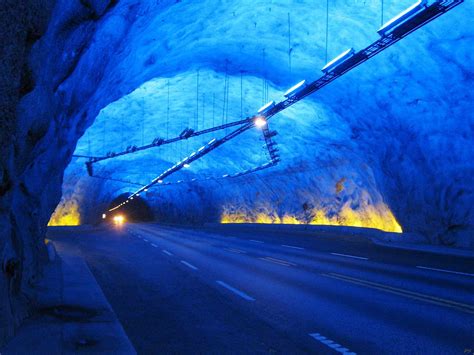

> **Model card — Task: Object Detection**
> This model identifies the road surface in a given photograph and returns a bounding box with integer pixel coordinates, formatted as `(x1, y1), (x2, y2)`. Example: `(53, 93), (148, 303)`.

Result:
(48, 224), (474, 354)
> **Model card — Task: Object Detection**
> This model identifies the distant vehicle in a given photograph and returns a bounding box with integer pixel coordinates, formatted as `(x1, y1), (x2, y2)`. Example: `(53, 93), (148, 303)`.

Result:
(322, 48), (355, 74)
(377, 0), (428, 37)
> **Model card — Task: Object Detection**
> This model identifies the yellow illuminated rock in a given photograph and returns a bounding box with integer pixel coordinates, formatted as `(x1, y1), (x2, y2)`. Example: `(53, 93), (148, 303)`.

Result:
(221, 202), (402, 233)
(48, 200), (80, 226)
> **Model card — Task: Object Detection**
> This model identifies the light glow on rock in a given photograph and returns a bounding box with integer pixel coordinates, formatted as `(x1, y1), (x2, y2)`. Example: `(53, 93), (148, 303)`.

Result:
(221, 203), (402, 233)
(48, 200), (81, 226)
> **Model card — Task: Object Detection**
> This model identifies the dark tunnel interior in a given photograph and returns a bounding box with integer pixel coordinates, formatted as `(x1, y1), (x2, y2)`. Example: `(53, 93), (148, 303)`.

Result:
(107, 193), (154, 223)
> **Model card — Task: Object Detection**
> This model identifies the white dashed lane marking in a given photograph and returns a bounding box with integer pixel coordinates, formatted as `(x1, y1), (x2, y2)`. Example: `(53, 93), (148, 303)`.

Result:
(151, 243), (158, 248)
(162, 250), (173, 256)
(330, 252), (368, 260)
(180, 260), (198, 270)
(225, 248), (247, 254)
(416, 266), (474, 277)
(309, 333), (356, 354)
(281, 244), (304, 250)
(259, 256), (296, 267)
(216, 281), (255, 301)
(249, 239), (264, 243)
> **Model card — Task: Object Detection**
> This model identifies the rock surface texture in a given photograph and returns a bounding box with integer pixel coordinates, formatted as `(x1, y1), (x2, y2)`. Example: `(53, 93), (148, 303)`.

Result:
(0, 0), (473, 344)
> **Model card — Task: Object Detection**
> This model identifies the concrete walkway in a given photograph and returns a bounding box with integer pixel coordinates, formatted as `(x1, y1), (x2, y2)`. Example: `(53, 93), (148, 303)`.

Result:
(1, 241), (135, 354)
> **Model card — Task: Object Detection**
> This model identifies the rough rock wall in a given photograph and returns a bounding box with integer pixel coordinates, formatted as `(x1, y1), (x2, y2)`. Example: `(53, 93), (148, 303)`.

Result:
(0, 0), (57, 343)
(0, 0), (123, 345)
(0, 0), (473, 344)
(54, 0), (473, 245)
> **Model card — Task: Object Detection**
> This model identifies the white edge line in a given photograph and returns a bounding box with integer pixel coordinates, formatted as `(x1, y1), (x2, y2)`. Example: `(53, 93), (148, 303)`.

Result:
(180, 260), (198, 270)
(416, 265), (474, 277)
(216, 280), (255, 301)
(250, 239), (264, 243)
(282, 244), (304, 250)
(331, 252), (368, 260)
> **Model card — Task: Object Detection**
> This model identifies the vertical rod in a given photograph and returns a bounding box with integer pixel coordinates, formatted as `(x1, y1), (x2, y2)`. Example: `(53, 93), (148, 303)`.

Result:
(212, 93), (215, 127)
(288, 12), (292, 74)
(202, 93), (205, 129)
(225, 74), (229, 134)
(121, 115), (124, 151)
(166, 80), (170, 161)
(262, 48), (266, 105)
(102, 120), (106, 155)
(141, 114), (144, 145)
(240, 71), (243, 119)
(196, 69), (199, 130)
(222, 64), (227, 126)
(381, 0), (384, 26)
(325, 0), (329, 63)
(166, 80), (170, 139)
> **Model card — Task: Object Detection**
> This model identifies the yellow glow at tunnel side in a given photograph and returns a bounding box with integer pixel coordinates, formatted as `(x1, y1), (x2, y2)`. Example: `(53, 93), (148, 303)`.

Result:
(221, 203), (403, 233)
(48, 200), (81, 226)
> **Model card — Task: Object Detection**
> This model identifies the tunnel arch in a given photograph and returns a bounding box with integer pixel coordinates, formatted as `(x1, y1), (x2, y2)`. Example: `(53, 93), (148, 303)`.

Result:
(107, 193), (154, 223)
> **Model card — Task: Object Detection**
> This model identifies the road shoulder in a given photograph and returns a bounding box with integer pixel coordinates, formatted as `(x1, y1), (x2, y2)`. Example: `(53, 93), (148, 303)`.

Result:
(1, 240), (136, 354)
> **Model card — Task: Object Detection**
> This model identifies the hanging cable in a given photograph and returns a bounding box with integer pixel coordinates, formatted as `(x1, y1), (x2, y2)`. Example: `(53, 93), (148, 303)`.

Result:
(288, 12), (292, 74)
(325, 0), (329, 63)
(102, 119), (106, 155)
(212, 93), (215, 127)
(166, 80), (170, 161)
(166, 80), (170, 140)
(225, 73), (230, 134)
(202, 93), (205, 129)
(240, 71), (243, 119)
(196, 69), (199, 130)
(222, 64), (227, 127)
(262, 48), (266, 105)
(141, 104), (145, 146)
(381, 0), (384, 26)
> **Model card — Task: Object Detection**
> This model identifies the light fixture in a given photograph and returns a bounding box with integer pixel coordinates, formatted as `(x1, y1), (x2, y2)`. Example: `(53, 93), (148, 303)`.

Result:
(254, 116), (267, 128)
(102, 213), (106, 219)
(322, 48), (355, 73)
(258, 100), (275, 114)
(378, 0), (427, 36)
(284, 80), (307, 98)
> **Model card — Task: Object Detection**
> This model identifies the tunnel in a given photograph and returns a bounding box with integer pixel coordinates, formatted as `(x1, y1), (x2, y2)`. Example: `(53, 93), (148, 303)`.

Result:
(1, 0), (473, 352)
(107, 194), (153, 223)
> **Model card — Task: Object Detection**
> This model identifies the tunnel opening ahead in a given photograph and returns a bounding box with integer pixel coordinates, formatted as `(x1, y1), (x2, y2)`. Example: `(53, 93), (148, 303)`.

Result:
(107, 193), (154, 223)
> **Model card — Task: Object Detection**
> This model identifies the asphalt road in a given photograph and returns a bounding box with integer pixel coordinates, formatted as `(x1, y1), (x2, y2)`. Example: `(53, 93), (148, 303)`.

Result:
(48, 224), (474, 354)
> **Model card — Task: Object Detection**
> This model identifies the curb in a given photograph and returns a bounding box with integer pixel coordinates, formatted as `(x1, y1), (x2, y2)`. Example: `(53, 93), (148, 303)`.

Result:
(372, 239), (474, 259)
(2, 242), (136, 354)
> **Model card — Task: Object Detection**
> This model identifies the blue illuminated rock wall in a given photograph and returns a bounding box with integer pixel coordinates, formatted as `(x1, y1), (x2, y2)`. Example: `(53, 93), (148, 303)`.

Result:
(39, 0), (474, 246)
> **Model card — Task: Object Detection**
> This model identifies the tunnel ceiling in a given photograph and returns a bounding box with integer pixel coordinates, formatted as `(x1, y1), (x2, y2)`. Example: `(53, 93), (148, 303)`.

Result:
(46, 0), (473, 246)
